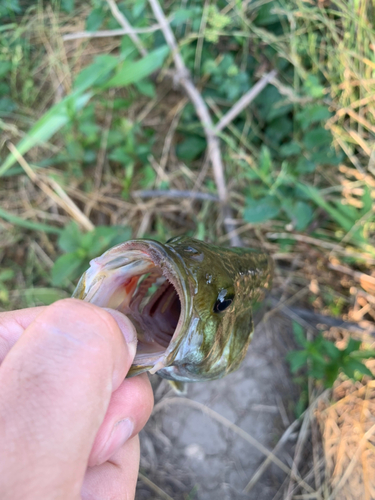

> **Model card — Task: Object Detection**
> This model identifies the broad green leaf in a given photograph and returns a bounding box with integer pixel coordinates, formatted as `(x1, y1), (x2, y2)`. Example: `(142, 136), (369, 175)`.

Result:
(73, 55), (119, 92)
(344, 337), (362, 355)
(51, 252), (84, 286)
(86, 7), (104, 31)
(303, 75), (325, 98)
(280, 142), (302, 157)
(286, 350), (308, 373)
(292, 321), (308, 347)
(58, 222), (83, 253)
(244, 195), (280, 224)
(104, 46), (169, 88)
(351, 349), (375, 359)
(296, 105), (331, 130)
(343, 359), (373, 378)
(135, 79), (156, 98)
(293, 201), (313, 231)
(61, 0), (74, 13)
(303, 128), (332, 150)
(0, 61), (12, 78)
(176, 135), (207, 161)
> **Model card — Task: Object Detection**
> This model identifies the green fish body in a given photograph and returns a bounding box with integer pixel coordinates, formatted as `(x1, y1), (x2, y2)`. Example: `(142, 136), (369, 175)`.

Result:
(73, 237), (273, 383)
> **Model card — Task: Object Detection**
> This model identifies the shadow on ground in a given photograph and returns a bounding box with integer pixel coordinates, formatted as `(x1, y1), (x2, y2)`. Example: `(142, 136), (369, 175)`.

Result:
(136, 313), (299, 499)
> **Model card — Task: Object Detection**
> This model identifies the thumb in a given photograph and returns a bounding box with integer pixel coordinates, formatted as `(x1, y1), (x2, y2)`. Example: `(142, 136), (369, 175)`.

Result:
(0, 298), (137, 500)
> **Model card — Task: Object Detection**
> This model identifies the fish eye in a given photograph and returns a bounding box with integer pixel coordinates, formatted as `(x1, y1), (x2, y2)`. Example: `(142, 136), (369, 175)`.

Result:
(213, 298), (233, 313)
(213, 289), (234, 313)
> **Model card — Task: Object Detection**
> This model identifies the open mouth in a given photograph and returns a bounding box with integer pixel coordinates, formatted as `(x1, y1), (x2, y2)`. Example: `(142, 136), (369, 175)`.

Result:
(77, 248), (184, 371)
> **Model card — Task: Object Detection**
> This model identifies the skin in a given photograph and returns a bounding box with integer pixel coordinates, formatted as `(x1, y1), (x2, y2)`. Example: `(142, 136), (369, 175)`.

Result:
(0, 298), (154, 500)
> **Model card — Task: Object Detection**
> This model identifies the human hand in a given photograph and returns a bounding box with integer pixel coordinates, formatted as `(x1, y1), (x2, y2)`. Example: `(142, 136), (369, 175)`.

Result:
(0, 298), (153, 500)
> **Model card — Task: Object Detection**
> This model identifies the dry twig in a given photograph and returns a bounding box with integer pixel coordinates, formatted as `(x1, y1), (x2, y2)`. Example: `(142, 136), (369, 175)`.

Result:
(147, 0), (242, 246)
(62, 24), (162, 41)
(106, 0), (148, 56)
(132, 189), (219, 201)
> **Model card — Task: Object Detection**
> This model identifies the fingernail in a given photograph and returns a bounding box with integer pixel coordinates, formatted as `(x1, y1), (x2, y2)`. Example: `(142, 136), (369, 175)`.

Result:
(96, 418), (134, 465)
(104, 308), (137, 357)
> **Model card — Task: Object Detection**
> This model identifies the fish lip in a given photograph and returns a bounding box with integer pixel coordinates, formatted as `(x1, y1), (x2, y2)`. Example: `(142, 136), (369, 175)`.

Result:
(115, 239), (189, 373)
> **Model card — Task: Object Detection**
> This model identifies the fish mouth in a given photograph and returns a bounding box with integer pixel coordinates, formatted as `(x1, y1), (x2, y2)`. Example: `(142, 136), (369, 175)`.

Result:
(74, 241), (186, 374)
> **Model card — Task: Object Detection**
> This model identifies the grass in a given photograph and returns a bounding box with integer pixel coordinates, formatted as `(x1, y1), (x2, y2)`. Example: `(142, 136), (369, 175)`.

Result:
(0, 0), (374, 497)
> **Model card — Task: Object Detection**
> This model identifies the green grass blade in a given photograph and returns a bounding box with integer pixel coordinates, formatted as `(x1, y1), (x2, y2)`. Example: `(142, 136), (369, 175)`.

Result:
(297, 182), (355, 232)
(104, 45), (169, 88)
(0, 92), (93, 176)
(0, 208), (61, 234)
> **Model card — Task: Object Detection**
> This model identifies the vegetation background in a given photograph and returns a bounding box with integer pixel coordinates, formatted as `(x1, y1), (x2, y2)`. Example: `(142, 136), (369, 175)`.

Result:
(0, 0), (374, 498)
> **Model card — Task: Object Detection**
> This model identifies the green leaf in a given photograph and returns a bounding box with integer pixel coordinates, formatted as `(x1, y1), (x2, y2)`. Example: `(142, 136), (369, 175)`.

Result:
(303, 75), (325, 98)
(0, 61), (12, 78)
(343, 359), (373, 378)
(296, 183), (355, 233)
(73, 55), (119, 91)
(259, 145), (272, 177)
(61, 0), (74, 13)
(344, 337), (361, 355)
(244, 195), (280, 224)
(104, 46), (169, 88)
(296, 105), (331, 130)
(293, 201), (313, 231)
(287, 350), (308, 373)
(170, 8), (195, 26)
(280, 142), (302, 157)
(176, 135), (207, 161)
(303, 128), (332, 150)
(134, 79), (156, 97)
(58, 222), (83, 253)
(86, 7), (104, 31)
(351, 349), (375, 359)
(51, 252), (84, 286)
(321, 339), (341, 360)
(292, 321), (308, 347)
(0, 269), (15, 282)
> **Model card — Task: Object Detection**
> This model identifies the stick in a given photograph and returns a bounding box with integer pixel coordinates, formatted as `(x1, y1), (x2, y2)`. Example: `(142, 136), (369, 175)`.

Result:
(106, 0), (148, 56)
(215, 69), (277, 132)
(63, 24), (162, 41)
(147, 0), (242, 247)
(132, 189), (219, 201)
(7, 143), (94, 231)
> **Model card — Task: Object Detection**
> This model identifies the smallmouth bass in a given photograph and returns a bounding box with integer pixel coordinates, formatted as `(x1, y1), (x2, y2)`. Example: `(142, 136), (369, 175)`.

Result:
(73, 237), (273, 384)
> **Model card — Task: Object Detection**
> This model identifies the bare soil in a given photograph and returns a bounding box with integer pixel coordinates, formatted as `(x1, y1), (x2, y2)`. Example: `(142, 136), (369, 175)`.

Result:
(137, 313), (298, 499)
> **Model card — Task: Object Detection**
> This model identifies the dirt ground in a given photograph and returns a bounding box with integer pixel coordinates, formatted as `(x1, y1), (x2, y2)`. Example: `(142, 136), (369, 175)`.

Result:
(136, 313), (298, 500)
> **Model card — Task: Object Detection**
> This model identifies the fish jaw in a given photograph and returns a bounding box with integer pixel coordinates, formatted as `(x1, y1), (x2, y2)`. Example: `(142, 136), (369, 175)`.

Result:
(72, 239), (192, 376)
(73, 237), (273, 382)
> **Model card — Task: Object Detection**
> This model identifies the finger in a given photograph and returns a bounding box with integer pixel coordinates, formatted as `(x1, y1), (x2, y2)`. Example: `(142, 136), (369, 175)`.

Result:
(0, 298), (137, 500)
(82, 436), (140, 500)
(0, 306), (46, 362)
(88, 373), (153, 466)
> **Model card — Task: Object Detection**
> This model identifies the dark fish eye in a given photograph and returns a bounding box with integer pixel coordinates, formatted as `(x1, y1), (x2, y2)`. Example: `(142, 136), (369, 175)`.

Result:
(213, 297), (233, 313)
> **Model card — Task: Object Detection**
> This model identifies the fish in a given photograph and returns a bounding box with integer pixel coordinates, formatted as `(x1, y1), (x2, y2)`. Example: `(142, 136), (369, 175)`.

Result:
(72, 236), (273, 385)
